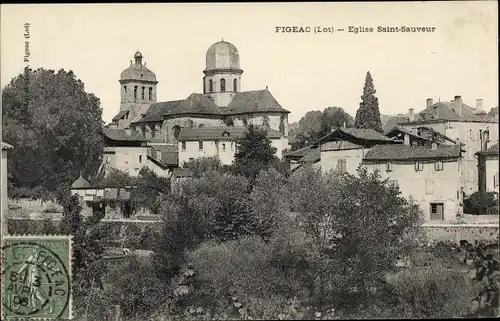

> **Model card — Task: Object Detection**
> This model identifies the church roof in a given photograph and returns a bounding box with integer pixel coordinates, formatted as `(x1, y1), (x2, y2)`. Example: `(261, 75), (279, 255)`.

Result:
(102, 128), (148, 142)
(133, 100), (183, 123)
(177, 126), (282, 141)
(205, 40), (242, 72)
(224, 89), (290, 115)
(164, 94), (223, 117)
(71, 175), (91, 189)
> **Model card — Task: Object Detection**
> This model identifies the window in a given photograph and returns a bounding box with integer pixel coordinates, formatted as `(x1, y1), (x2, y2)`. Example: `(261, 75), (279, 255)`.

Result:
(469, 129), (473, 140)
(149, 87), (153, 100)
(337, 159), (347, 173)
(231, 143), (234, 150)
(415, 161), (424, 171)
(233, 79), (237, 91)
(430, 203), (444, 221)
(385, 162), (393, 172)
(209, 79), (213, 92)
(139, 155), (143, 163)
(151, 127), (155, 138)
(199, 141), (203, 150)
(434, 161), (443, 171)
(123, 85), (127, 93)
(134, 86), (138, 100)
(141, 87), (145, 99)
(221, 78), (226, 92)
(222, 143), (226, 151)
(181, 142), (186, 150)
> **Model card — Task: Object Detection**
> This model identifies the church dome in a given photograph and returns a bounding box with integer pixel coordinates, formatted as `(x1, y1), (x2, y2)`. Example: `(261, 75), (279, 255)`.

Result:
(71, 175), (91, 189)
(205, 39), (242, 72)
(120, 51), (157, 82)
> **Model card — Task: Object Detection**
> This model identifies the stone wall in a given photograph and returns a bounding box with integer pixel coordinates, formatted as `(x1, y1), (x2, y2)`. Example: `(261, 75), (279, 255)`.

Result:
(422, 224), (499, 242)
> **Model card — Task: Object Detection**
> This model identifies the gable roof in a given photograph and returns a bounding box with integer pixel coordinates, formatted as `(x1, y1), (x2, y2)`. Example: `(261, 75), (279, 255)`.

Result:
(133, 100), (183, 124)
(148, 144), (178, 167)
(224, 89), (290, 115)
(314, 127), (394, 147)
(102, 128), (148, 142)
(177, 126), (283, 141)
(363, 144), (462, 161)
(382, 115), (410, 133)
(112, 110), (129, 121)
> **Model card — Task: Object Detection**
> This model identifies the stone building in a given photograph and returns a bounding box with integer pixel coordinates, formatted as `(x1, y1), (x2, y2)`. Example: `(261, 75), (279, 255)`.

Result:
(362, 143), (464, 222)
(396, 96), (499, 195)
(110, 40), (291, 158)
(476, 143), (499, 196)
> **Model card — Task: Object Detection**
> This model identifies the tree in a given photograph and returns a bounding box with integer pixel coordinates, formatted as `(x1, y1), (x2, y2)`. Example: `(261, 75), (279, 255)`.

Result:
(231, 124), (279, 182)
(354, 71), (383, 132)
(2, 68), (104, 195)
(131, 167), (170, 213)
(319, 107), (354, 137)
(182, 156), (226, 178)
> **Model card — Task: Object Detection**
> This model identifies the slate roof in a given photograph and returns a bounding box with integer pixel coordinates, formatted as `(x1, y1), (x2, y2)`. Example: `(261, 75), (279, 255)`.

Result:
(177, 126), (283, 141)
(120, 63), (157, 82)
(112, 110), (129, 121)
(382, 115), (410, 133)
(148, 144), (178, 167)
(411, 101), (484, 122)
(224, 89), (290, 114)
(163, 94), (223, 117)
(283, 145), (316, 159)
(102, 128), (148, 142)
(1, 142), (13, 150)
(299, 148), (321, 164)
(363, 144), (462, 161)
(133, 100), (183, 123)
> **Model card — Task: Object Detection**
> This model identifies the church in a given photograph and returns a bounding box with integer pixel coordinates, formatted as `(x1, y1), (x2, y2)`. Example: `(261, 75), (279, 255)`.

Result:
(103, 40), (291, 176)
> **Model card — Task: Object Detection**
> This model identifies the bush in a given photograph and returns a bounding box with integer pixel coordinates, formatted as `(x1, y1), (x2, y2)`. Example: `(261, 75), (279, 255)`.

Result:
(385, 266), (479, 318)
(464, 191), (498, 215)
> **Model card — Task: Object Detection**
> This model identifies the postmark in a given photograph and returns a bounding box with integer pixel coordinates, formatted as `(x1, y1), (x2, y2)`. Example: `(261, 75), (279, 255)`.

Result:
(2, 235), (72, 320)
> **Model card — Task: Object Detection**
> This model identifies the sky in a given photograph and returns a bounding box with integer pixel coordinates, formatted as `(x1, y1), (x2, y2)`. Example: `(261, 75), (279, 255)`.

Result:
(1, 2), (498, 124)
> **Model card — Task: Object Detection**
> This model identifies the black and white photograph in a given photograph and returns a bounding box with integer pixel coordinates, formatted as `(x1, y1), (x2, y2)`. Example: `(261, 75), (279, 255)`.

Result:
(1, 2), (499, 320)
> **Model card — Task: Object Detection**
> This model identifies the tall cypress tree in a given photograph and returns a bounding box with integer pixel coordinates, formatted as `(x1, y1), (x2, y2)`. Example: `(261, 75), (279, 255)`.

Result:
(354, 71), (383, 132)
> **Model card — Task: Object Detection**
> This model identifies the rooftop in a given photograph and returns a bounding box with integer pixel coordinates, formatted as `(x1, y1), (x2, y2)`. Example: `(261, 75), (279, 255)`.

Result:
(177, 126), (283, 141)
(314, 127), (394, 147)
(71, 175), (91, 189)
(148, 144), (178, 167)
(102, 128), (148, 142)
(363, 144), (462, 161)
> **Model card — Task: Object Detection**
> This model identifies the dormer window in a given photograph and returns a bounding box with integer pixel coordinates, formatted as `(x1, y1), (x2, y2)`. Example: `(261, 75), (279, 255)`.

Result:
(221, 78), (226, 92)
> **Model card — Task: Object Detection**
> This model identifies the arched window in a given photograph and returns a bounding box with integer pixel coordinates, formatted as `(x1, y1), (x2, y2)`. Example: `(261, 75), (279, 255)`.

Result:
(123, 85), (127, 93)
(233, 79), (237, 91)
(221, 78), (226, 92)
(141, 87), (145, 99)
(173, 126), (181, 141)
(134, 86), (138, 100)
(149, 87), (153, 100)
(209, 79), (213, 92)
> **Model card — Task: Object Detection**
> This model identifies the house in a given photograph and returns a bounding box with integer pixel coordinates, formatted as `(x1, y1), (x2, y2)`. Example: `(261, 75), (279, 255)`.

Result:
(2, 142), (13, 233)
(177, 126), (285, 166)
(476, 143), (499, 196)
(283, 145), (320, 172)
(397, 96), (499, 195)
(101, 128), (173, 177)
(315, 127), (397, 175)
(362, 143), (464, 222)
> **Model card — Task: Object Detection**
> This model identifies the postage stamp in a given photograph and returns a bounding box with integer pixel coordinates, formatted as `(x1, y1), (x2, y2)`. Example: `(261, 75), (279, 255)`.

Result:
(2, 235), (72, 320)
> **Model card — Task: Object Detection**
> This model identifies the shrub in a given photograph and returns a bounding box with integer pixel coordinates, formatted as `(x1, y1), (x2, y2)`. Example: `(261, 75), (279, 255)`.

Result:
(385, 266), (479, 318)
(464, 191), (498, 215)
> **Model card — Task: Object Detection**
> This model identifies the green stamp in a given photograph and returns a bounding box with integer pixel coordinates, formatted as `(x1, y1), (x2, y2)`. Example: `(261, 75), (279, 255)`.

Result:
(2, 235), (72, 320)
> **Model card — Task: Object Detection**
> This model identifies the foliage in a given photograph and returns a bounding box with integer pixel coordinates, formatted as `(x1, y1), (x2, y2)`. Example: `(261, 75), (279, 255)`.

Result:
(354, 71), (383, 132)
(130, 167), (170, 213)
(231, 124), (279, 182)
(182, 156), (227, 178)
(291, 107), (354, 151)
(2, 67), (104, 193)
(385, 266), (478, 318)
(95, 167), (136, 188)
(463, 191), (498, 215)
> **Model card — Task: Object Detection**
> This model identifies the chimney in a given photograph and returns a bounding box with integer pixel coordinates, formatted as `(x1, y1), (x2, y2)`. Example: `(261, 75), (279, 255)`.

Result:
(454, 95), (462, 117)
(476, 99), (483, 112)
(431, 142), (437, 150)
(426, 98), (434, 108)
(409, 108), (415, 121)
(404, 134), (410, 146)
